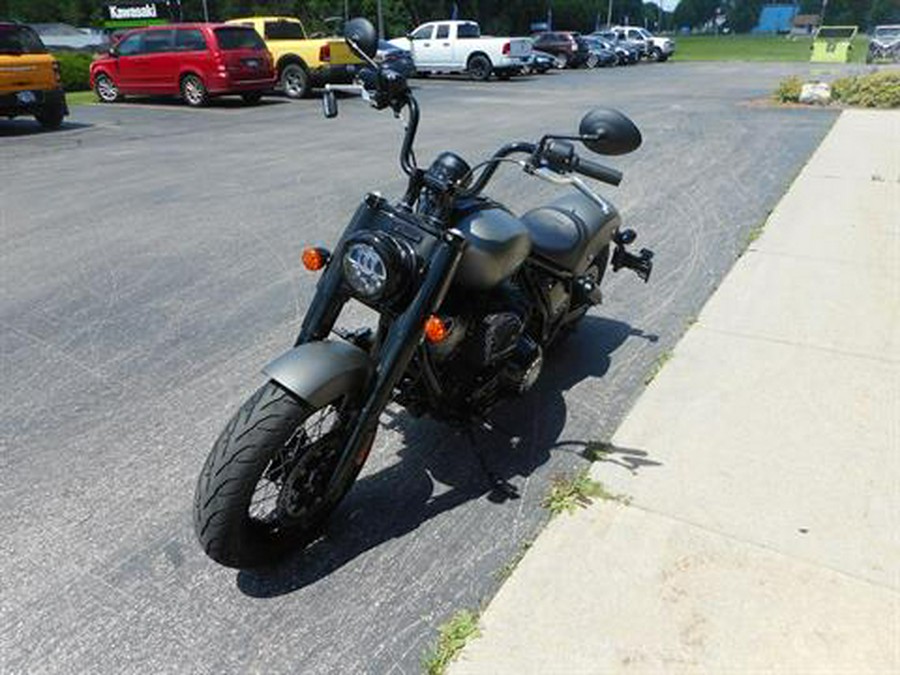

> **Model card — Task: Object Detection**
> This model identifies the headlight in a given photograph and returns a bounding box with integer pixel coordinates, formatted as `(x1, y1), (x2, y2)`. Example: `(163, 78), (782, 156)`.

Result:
(343, 242), (388, 298)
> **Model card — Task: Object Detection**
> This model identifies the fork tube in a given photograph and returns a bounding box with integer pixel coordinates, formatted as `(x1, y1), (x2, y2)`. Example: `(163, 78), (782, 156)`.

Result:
(325, 229), (467, 495)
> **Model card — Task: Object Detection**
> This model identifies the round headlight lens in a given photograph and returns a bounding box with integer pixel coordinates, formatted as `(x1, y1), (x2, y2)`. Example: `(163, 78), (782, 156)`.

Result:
(342, 242), (388, 298)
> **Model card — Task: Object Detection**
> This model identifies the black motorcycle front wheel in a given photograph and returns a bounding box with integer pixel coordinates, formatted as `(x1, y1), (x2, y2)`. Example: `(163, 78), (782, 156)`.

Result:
(193, 381), (369, 568)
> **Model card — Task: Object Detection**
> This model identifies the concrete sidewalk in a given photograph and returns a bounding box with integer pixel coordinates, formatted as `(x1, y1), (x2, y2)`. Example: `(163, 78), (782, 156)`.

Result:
(450, 109), (899, 674)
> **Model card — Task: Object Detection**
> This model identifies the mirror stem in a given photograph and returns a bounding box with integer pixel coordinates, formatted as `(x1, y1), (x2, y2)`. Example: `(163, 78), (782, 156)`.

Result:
(347, 39), (379, 68)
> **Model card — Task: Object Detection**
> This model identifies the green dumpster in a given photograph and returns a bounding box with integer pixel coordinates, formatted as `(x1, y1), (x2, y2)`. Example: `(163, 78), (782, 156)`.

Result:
(811, 25), (858, 62)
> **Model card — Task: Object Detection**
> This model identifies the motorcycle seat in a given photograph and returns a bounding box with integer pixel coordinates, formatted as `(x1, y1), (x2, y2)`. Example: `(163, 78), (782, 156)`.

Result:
(520, 193), (618, 273)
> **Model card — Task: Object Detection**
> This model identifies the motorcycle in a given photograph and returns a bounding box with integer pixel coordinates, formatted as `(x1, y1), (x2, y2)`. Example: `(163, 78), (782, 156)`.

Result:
(193, 18), (654, 568)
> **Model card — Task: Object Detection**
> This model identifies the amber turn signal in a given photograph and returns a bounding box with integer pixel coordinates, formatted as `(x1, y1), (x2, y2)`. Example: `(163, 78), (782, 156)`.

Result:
(301, 247), (330, 271)
(424, 315), (448, 343)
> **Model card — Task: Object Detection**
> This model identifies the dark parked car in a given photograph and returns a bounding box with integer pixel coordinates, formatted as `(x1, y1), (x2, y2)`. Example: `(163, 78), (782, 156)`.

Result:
(90, 23), (276, 107)
(375, 39), (416, 78)
(590, 34), (639, 64)
(592, 31), (643, 63)
(581, 37), (618, 67)
(524, 48), (558, 74)
(531, 31), (589, 68)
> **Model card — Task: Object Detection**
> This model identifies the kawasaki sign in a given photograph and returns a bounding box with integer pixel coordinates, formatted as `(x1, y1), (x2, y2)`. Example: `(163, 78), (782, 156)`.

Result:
(103, 1), (177, 28)
(109, 4), (158, 19)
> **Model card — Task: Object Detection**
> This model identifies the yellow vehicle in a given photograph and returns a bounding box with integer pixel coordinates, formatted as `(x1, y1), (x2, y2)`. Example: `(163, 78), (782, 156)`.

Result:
(0, 22), (68, 130)
(226, 16), (362, 99)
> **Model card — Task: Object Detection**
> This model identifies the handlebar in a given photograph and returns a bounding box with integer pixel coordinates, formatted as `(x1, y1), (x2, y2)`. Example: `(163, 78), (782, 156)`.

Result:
(572, 156), (623, 186)
(327, 65), (624, 198)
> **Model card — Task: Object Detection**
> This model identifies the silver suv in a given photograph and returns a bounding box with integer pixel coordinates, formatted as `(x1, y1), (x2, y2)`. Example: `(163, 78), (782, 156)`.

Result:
(867, 25), (900, 63)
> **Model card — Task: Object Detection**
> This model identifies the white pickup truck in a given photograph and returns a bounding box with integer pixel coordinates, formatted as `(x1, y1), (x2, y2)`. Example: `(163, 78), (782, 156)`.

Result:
(392, 20), (532, 80)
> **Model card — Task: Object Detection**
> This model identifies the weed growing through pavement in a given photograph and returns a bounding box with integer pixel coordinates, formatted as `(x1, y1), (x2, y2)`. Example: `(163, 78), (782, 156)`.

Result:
(745, 223), (765, 247)
(423, 609), (481, 675)
(644, 351), (672, 385)
(495, 539), (534, 583)
(542, 469), (630, 517)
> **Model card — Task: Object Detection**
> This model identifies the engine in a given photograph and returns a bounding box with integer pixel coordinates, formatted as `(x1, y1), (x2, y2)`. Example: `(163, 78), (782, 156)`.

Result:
(423, 286), (544, 417)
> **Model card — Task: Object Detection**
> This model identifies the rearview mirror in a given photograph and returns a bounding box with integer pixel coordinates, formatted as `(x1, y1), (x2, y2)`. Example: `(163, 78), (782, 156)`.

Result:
(108, 46), (119, 57)
(323, 89), (338, 118)
(579, 108), (642, 156)
(344, 18), (378, 60)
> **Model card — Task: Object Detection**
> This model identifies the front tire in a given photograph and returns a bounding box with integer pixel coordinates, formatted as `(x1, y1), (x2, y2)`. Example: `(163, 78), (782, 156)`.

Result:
(586, 53), (599, 68)
(94, 73), (121, 103)
(193, 382), (369, 568)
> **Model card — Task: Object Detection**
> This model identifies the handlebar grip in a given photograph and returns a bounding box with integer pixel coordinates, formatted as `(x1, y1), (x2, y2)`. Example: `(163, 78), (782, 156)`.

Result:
(572, 156), (623, 186)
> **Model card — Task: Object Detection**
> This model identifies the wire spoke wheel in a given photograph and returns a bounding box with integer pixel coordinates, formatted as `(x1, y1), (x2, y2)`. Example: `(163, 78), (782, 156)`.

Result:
(248, 403), (344, 526)
(193, 382), (374, 568)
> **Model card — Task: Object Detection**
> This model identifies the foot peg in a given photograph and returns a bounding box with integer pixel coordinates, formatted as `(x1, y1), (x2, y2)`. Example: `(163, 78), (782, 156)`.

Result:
(612, 229), (653, 283)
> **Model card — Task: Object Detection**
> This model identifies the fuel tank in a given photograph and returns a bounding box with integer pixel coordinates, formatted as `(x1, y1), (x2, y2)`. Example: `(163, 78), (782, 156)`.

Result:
(451, 198), (532, 290)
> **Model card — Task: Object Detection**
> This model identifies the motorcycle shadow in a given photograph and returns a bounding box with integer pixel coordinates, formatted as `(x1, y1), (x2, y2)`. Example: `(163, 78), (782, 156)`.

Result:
(237, 315), (657, 597)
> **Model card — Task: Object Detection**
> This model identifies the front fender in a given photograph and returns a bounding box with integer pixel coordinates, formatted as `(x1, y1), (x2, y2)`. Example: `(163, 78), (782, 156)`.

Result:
(263, 340), (373, 408)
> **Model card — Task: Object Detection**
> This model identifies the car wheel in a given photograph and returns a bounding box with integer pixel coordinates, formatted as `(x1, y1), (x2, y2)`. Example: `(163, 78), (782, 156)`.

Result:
(35, 101), (65, 130)
(94, 73), (121, 103)
(657, 54), (669, 62)
(241, 92), (264, 105)
(281, 63), (311, 99)
(556, 52), (569, 69)
(649, 47), (662, 61)
(467, 54), (492, 81)
(586, 53), (599, 68)
(181, 74), (209, 107)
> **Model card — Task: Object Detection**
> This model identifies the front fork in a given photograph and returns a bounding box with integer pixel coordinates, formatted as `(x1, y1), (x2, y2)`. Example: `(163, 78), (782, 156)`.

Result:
(295, 226), (468, 498)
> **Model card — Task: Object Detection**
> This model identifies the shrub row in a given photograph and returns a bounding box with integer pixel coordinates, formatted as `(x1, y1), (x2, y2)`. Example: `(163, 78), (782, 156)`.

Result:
(772, 75), (802, 103)
(832, 71), (900, 108)
(53, 52), (94, 91)
(773, 70), (900, 108)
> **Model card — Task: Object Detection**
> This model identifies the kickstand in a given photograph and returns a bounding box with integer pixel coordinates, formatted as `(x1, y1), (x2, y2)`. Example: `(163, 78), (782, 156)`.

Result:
(464, 425), (520, 503)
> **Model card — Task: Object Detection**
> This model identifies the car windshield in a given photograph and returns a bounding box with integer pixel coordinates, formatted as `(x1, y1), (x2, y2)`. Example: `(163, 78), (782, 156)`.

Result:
(457, 23), (480, 38)
(874, 26), (900, 38)
(0, 25), (48, 54)
(214, 27), (265, 50)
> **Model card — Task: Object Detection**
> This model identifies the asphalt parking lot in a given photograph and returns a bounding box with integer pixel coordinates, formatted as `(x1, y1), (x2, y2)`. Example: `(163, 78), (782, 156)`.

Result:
(1, 62), (839, 673)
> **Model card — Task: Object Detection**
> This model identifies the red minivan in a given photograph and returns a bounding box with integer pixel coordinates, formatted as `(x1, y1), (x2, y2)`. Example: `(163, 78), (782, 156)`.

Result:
(90, 24), (275, 107)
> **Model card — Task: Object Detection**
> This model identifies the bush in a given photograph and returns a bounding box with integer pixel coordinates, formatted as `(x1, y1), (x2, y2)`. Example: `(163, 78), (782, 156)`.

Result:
(831, 70), (900, 108)
(53, 52), (94, 91)
(773, 75), (802, 103)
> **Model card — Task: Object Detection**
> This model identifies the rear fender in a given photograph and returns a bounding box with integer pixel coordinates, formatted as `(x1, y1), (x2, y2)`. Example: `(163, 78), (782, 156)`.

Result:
(263, 340), (373, 408)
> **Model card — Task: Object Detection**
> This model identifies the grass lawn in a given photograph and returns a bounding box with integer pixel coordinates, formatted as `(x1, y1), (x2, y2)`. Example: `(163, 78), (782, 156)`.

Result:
(673, 34), (869, 63)
(66, 90), (97, 106)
